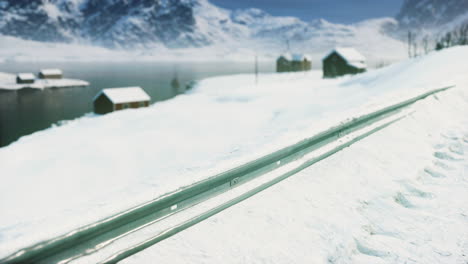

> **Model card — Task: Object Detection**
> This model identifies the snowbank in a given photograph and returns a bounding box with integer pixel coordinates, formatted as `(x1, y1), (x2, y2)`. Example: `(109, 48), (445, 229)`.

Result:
(0, 47), (467, 258)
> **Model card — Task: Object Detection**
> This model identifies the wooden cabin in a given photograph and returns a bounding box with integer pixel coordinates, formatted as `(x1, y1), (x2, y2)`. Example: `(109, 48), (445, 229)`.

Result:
(93, 87), (151, 114)
(16, 73), (35, 84)
(39, 69), (63, 79)
(322, 48), (366, 78)
(276, 53), (312, 73)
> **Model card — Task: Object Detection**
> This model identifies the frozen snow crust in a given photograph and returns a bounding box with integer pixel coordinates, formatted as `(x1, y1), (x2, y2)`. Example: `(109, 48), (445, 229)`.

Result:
(0, 47), (468, 260)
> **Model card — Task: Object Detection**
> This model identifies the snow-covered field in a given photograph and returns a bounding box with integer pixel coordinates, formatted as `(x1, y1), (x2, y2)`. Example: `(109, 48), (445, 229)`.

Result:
(123, 69), (468, 264)
(0, 47), (467, 259)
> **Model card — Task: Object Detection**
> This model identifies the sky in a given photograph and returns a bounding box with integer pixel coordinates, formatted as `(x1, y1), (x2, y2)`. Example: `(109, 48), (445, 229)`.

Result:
(210, 0), (405, 24)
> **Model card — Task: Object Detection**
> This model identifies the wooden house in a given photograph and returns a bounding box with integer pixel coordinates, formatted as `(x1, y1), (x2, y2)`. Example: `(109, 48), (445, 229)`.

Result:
(322, 48), (366, 78)
(93, 87), (151, 114)
(16, 73), (35, 84)
(39, 69), (63, 79)
(276, 53), (312, 73)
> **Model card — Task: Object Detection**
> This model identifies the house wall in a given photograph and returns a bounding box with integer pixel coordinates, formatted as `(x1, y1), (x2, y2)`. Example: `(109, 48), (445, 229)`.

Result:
(99, 100), (150, 114)
(93, 95), (114, 114)
(323, 52), (365, 78)
(276, 58), (290, 73)
(39, 73), (63, 79)
(16, 77), (34, 84)
(277, 58), (312, 73)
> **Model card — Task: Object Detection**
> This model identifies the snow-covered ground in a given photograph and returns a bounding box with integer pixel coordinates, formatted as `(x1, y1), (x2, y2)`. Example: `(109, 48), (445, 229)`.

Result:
(0, 72), (89, 91)
(123, 70), (468, 264)
(0, 47), (467, 259)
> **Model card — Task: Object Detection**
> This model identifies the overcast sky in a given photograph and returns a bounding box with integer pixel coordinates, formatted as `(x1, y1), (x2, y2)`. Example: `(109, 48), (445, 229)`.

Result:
(211, 0), (405, 24)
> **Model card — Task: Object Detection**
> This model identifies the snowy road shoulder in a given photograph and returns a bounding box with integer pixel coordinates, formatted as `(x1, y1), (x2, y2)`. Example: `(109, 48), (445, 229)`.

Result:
(121, 76), (468, 264)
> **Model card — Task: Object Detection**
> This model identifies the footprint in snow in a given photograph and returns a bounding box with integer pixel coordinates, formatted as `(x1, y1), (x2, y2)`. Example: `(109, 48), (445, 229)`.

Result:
(424, 167), (447, 178)
(434, 151), (462, 161)
(354, 239), (391, 258)
(394, 192), (415, 208)
(441, 132), (460, 141)
(403, 183), (435, 199)
(448, 143), (464, 156)
(433, 160), (454, 171)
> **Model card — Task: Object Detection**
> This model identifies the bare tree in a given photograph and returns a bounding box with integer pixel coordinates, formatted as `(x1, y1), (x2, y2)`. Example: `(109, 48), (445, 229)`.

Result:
(423, 36), (430, 54)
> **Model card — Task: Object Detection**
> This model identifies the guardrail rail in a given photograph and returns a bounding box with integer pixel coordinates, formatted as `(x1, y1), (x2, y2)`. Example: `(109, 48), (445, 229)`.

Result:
(1, 85), (454, 264)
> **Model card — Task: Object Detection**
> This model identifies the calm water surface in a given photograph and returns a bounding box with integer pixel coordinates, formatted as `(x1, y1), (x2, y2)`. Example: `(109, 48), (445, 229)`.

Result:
(0, 61), (273, 147)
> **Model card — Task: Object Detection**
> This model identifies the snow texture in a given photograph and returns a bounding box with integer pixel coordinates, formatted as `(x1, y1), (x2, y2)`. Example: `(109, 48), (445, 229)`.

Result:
(327, 48), (367, 62)
(39, 69), (63, 76)
(96, 87), (151, 104)
(0, 47), (467, 259)
(16, 73), (35, 81)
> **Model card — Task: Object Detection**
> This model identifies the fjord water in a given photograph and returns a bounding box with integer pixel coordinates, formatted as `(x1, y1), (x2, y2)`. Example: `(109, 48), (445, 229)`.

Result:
(0, 61), (273, 147)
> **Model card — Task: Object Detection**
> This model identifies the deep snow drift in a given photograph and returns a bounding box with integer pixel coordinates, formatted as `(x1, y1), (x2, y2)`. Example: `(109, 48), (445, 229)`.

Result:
(0, 47), (467, 259)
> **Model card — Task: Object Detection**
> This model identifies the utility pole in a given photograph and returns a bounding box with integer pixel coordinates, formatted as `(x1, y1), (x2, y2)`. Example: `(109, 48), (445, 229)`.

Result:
(408, 31), (413, 58)
(255, 55), (258, 85)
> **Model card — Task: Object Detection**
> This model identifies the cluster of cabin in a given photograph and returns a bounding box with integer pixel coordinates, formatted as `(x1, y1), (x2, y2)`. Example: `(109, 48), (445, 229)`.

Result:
(276, 48), (367, 78)
(91, 48), (367, 115)
(92, 48), (367, 115)
(16, 69), (64, 84)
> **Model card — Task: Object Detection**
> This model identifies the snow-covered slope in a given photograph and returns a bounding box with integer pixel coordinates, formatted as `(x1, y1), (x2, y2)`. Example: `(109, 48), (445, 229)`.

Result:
(123, 76), (468, 264)
(0, 46), (467, 258)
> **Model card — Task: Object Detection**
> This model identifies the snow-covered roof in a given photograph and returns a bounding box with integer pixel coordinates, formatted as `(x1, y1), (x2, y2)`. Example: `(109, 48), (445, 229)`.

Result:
(278, 53), (292, 61)
(279, 53), (311, 61)
(95, 87), (151, 104)
(17, 73), (35, 80)
(348, 62), (367, 69)
(40, 69), (63, 76)
(324, 48), (366, 62)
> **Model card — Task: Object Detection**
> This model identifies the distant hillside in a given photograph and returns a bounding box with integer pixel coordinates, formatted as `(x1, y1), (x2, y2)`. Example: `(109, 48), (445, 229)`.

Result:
(397, 0), (468, 30)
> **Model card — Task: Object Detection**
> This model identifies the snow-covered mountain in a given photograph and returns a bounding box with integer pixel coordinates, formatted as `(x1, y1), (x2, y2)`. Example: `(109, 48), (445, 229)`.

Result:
(0, 0), (210, 48)
(397, 0), (468, 30)
(0, 0), (396, 49)
(0, 0), (412, 63)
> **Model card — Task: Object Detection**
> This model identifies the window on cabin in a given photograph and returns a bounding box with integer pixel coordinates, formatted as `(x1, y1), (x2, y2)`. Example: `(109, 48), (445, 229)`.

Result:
(139, 102), (145, 107)
(123, 103), (130, 109)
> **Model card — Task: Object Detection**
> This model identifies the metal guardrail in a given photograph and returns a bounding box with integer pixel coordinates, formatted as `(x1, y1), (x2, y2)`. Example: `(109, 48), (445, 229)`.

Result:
(101, 111), (405, 264)
(1, 85), (454, 264)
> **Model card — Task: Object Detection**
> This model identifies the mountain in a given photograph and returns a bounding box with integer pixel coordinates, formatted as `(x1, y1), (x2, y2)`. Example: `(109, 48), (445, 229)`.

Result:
(397, 0), (468, 30)
(0, 0), (410, 64)
(0, 0), (396, 49)
(0, 0), (210, 48)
